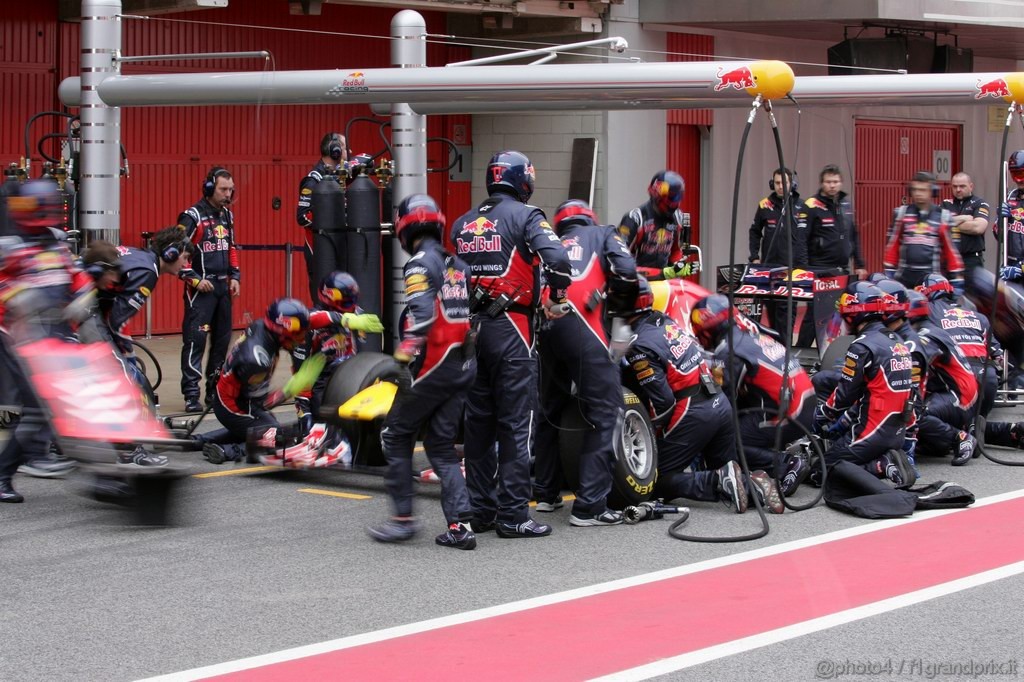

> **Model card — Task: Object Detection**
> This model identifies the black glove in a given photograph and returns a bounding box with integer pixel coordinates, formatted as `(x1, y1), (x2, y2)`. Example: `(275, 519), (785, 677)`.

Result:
(395, 364), (413, 392)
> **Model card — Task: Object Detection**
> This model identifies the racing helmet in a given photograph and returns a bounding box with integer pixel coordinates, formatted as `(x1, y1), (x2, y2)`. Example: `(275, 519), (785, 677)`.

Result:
(485, 150), (535, 203)
(6, 178), (62, 240)
(318, 271), (359, 313)
(918, 273), (954, 302)
(874, 278), (909, 323)
(867, 272), (889, 284)
(648, 170), (685, 216)
(690, 294), (733, 346)
(837, 281), (886, 328)
(553, 199), (597, 236)
(905, 289), (930, 322)
(1010, 150), (1024, 184)
(265, 298), (310, 348)
(394, 193), (445, 255)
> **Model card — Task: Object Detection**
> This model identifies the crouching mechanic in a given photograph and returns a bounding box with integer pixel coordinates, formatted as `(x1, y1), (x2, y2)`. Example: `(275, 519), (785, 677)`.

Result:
(690, 294), (816, 497)
(624, 278), (782, 514)
(198, 298), (382, 464)
(815, 282), (916, 487)
(532, 199), (638, 526)
(367, 194), (479, 549)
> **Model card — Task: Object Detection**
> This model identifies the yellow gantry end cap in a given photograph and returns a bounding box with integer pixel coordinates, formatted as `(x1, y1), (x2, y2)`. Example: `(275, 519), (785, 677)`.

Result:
(746, 60), (795, 100)
(1004, 73), (1024, 103)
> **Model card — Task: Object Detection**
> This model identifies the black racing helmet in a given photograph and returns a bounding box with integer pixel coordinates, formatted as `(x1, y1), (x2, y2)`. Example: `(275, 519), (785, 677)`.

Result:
(394, 193), (445, 255)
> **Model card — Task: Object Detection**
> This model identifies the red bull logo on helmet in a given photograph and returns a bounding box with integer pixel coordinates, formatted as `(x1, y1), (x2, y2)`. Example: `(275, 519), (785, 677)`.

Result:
(715, 66), (755, 92)
(975, 78), (1010, 99)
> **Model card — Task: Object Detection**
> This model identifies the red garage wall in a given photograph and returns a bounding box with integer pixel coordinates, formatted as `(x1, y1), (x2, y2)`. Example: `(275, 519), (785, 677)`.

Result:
(2, 1), (471, 335)
(854, 119), (962, 271)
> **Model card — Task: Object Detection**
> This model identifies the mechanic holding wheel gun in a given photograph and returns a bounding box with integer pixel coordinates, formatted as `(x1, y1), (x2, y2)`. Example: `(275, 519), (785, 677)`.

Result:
(532, 199), (638, 527)
(367, 194), (480, 549)
(196, 298), (382, 465)
(624, 277), (782, 515)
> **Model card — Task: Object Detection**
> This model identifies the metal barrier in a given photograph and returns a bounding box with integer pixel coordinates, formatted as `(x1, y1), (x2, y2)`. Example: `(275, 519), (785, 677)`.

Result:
(142, 241), (301, 339)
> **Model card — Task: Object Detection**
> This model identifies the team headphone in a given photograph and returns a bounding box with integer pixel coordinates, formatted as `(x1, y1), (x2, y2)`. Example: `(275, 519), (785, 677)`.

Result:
(160, 240), (188, 263)
(202, 166), (232, 198)
(320, 133), (345, 162)
(85, 260), (119, 279)
(908, 171), (940, 199)
(770, 167), (798, 194)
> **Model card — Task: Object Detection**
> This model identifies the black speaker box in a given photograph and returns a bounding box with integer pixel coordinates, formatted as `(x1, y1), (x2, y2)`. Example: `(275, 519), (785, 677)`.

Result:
(828, 36), (935, 75)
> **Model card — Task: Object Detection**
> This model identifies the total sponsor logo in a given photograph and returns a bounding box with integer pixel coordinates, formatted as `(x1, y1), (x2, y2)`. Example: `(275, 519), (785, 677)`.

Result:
(814, 277), (844, 292)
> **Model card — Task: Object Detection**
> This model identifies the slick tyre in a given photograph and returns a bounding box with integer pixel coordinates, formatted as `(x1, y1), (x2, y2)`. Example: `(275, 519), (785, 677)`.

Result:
(322, 352), (402, 467)
(559, 388), (658, 510)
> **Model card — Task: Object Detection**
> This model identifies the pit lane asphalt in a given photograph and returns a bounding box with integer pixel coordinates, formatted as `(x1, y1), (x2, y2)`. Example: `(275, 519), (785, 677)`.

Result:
(3, 338), (1024, 680)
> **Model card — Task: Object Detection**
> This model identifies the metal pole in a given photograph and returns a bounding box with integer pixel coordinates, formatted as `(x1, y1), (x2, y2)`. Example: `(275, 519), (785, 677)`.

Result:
(80, 0), (122, 245)
(389, 10), (427, 350)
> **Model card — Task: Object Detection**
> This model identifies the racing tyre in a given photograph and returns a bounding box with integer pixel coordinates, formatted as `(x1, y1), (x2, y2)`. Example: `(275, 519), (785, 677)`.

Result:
(559, 388), (658, 510)
(321, 352), (402, 467)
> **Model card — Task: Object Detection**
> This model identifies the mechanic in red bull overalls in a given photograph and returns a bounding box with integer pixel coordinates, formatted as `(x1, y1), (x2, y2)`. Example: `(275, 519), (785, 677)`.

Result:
(871, 278), (926, 476)
(690, 293), (815, 498)
(450, 150), (572, 538)
(618, 170), (696, 281)
(883, 171), (964, 293)
(178, 167), (241, 413)
(903, 289), (979, 466)
(291, 271), (362, 436)
(532, 199), (638, 526)
(624, 278), (783, 514)
(815, 282), (916, 487)
(748, 168), (806, 342)
(942, 172), (991, 290)
(297, 132), (348, 302)
(368, 194), (480, 549)
(199, 298), (382, 465)
(0, 180), (83, 500)
(996, 151), (1024, 387)
(919, 274), (1000, 417)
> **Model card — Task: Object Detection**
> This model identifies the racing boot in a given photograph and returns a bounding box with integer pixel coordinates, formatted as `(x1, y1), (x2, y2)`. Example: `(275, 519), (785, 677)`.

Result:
(716, 460), (748, 513)
(202, 442), (229, 465)
(0, 479), (24, 503)
(435, 522), (477, 550)
(367, 517), (421, 543)
(779, 453), (810, 497)
(184, 397), (203, 414)
(873, 449), (916, 488)
(747, 470), (784, 514)
(951, 431), (977, 467)
(569, 509), (625, 526)
(118, 446), (169, 467)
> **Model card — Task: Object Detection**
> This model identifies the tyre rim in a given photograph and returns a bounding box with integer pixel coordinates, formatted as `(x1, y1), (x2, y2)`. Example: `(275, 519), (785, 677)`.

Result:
(622, 409), (653, 477)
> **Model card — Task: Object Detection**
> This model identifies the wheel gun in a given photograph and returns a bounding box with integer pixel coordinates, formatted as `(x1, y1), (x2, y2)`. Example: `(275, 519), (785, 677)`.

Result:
(623, 500), (688, 524)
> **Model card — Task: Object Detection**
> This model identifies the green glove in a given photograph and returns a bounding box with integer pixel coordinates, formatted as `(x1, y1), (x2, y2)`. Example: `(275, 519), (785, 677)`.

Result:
(283, 353), (327, 398)
(661, 265), (677, 279)
(342, 312), (384, 333)
(675, 262), (693, 277)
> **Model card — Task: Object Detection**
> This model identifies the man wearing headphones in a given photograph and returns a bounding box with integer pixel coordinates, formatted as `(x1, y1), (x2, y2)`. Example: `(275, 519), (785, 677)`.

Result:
(297, 133), (348, 301)
(883, 171), (964, 293)
(178, 167), (240, 413)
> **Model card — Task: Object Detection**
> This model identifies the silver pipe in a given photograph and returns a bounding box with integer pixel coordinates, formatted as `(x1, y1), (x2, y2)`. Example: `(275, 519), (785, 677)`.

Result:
(80, 0), (122, 243)
(389, 9), (426, 350)
(116, 50), (270, 63)
(447, 36), (628, 67)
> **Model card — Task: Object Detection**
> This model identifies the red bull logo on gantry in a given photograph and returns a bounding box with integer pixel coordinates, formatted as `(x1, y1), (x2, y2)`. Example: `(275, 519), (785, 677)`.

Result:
(715, 66), (755, 92)
(975, 78), (1010, 99)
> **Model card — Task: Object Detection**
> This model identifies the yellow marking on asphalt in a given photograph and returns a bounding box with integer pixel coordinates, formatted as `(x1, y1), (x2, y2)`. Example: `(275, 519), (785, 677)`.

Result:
(192, 465), (279, 478)
(298, 488), (372, 500)
(529, 494), (576, 507)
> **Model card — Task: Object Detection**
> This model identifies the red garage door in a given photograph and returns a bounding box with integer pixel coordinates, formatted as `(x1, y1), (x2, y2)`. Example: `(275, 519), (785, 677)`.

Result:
(854, 119), (962, 271)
